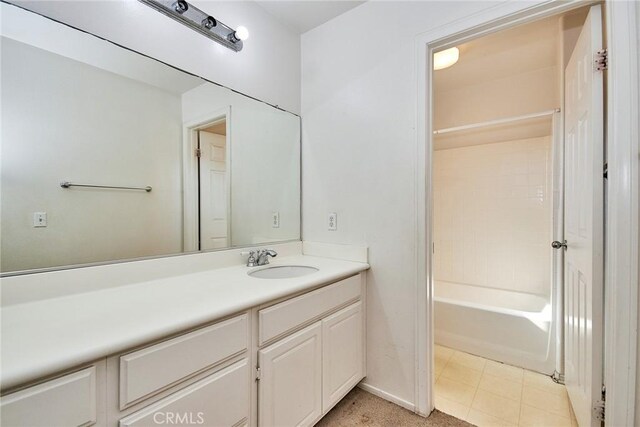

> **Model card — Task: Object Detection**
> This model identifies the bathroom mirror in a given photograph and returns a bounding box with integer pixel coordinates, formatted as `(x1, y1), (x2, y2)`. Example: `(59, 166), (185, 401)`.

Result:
(0, 4), (300, 275)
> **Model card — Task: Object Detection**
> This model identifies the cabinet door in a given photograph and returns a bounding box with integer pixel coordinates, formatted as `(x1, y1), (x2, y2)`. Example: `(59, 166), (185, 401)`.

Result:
(258, 323), (322, 427)
(322, 302), (364, 412)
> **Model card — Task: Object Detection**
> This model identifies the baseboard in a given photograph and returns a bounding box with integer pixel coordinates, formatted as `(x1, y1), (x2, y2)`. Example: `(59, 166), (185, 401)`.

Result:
(357, 382), (416, 412)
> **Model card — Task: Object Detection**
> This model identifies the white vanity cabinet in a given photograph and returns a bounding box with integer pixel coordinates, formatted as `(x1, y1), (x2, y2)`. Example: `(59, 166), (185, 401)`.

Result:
(0, 271), (366, 427)
(257, 274), (366, 427)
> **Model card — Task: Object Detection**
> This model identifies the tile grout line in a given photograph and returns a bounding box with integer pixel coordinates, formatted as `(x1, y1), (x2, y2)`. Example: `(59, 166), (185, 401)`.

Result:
(464, 352), (486, 422)
(518, 371), (525, 427)
(436, 346), (575, 426)
(471, 356), (524, 425)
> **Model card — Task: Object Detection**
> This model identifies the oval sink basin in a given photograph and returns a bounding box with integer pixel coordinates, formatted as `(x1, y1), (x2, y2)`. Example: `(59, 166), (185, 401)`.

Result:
(248, 265), (319, 279)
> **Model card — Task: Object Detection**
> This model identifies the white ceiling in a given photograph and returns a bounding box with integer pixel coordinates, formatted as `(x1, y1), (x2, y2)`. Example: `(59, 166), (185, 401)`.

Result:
(254, 1), (365, 34)
(434, 14), (561, 92)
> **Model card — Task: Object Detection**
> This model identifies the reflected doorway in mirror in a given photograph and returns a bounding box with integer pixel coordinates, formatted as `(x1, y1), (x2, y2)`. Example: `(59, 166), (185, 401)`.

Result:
(182, 108), (232, 252)
(198, 119), (230, 250)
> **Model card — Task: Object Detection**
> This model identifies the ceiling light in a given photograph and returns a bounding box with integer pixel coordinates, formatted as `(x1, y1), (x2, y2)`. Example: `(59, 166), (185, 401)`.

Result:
(433, 47), (459, 71)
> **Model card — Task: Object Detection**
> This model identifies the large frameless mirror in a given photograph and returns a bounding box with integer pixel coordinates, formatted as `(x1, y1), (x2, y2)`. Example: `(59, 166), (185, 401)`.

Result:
(0, 3), (300, 275)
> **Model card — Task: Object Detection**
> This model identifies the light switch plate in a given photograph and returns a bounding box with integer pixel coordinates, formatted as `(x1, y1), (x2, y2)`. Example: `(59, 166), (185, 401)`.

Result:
(33, 212), (47, 227)
(272, 211), (280, 228)
(328, 212), (337, 231)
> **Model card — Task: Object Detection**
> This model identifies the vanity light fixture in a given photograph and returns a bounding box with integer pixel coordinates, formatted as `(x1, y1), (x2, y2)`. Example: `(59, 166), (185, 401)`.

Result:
(139, 0), (246, 52)
(433, 47), (459, 70)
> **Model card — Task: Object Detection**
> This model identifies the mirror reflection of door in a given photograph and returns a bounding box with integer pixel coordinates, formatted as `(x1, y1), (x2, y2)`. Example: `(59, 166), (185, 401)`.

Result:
(198, 120), (230, 250)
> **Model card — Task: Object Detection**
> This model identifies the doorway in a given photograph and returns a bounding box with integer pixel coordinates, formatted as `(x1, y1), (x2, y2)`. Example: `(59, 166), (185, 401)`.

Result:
(420, 3), (610, 426)
(198, 119), (230, 250)
(182, 108), (232, 253)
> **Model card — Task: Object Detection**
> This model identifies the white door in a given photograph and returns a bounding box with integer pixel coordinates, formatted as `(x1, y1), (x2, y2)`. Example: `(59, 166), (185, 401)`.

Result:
(258, 323), (322, 427)
(322, 301), (364, 412)
(563, 5), (604, 426)
(199, 130), (229, 250)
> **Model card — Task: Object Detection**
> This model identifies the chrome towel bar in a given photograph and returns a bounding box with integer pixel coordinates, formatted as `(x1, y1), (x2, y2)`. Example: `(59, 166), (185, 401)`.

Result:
(60, 181), (152, 192)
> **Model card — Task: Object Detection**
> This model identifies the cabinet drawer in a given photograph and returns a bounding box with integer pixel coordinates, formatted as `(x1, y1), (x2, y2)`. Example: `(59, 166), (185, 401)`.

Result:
(120, 313), (247, 408)
(259, 274), (360, 345)
(0, 366), (96, 427)
(119, 359), (249, 427)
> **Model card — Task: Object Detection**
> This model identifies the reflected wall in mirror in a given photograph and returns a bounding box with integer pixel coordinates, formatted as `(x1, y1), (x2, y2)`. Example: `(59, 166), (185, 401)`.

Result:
(0, 3), (300, 274)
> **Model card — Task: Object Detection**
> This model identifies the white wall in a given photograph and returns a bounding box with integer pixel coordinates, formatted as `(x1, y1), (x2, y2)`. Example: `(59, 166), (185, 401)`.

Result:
(11, 0), (301, 114)
(301, 0), (545, 409)
(1, 38), (183, 272)
(434, 137), (552, 297)
(434, 66), (559, 130)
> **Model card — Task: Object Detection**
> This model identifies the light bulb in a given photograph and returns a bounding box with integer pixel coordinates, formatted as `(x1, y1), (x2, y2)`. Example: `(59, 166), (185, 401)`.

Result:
(235, 26), (249, 41)
(433, 47), (459, 71)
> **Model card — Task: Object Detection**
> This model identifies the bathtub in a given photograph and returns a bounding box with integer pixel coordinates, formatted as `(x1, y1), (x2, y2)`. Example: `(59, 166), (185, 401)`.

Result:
(434, 280), (556, 374)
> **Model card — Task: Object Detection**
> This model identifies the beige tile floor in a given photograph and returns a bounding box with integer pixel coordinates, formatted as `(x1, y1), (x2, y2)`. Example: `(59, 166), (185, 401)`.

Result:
(435, 345), (578, 427)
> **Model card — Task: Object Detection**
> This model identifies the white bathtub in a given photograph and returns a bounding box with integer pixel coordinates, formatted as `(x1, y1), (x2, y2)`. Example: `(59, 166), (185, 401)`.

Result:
(434, 280), (556, 374)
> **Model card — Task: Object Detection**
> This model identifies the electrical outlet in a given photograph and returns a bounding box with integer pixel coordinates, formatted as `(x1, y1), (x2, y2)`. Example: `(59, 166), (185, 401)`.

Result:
(328, 212), (337, 231)
(33, 212), (47, 227)
(272, 211), (280, 228)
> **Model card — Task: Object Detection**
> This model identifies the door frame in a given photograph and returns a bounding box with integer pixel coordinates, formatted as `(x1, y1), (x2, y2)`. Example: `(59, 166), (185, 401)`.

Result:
(182, 106), (232, 252)
(414, 1), (639, 424)
(602, 1), (640, 425)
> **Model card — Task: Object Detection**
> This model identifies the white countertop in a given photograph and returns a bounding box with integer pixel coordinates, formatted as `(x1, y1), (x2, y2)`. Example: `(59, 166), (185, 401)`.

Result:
(0, 255), (369, 391)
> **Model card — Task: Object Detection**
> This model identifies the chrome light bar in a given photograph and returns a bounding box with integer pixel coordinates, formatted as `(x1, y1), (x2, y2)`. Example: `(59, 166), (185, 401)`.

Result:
(138, 0), (245, 52)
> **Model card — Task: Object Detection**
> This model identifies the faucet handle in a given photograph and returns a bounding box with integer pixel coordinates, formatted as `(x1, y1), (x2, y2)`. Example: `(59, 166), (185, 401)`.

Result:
(246, 250), (258, 267)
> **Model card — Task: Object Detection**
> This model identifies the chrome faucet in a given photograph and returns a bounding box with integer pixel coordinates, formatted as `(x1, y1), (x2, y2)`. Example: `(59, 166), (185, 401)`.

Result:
(256, 249), (277, 266)
(246, 249), (277, 267)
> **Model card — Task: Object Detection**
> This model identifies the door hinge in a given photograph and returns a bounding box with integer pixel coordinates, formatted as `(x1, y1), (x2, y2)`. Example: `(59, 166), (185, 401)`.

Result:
(255, 366), (261, 381)
(195, 148), (202, 158)
(595, 49), (608, 71)
(603, 162), (608, 179)
(593, 385), (606, 422)
(551, 370), (565, 385)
